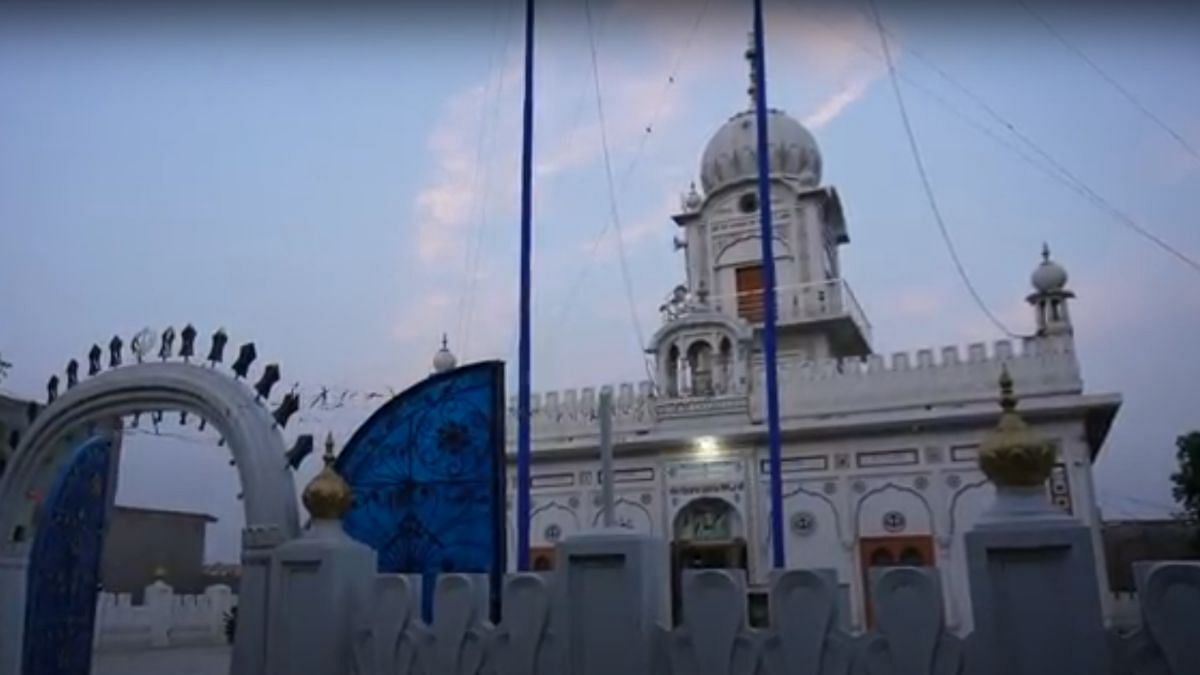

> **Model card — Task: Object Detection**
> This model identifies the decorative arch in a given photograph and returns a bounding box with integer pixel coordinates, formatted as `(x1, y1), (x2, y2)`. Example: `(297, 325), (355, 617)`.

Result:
(0, 362), (300, 675)
(853, 481), (935, 538)
(673, 496), (743, 542)
(713, 233), (793, 269)
(591, 496), (653, 533)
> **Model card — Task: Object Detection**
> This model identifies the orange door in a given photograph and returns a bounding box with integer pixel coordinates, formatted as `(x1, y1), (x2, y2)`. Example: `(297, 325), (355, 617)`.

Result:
(859, 536), (935, 627)
(529, 546), (556, 571)
(736, 266), (765, 321)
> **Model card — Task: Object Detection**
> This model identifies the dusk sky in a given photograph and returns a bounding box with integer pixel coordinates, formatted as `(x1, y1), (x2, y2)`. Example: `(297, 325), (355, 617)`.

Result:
(2, 0), (1197, 561)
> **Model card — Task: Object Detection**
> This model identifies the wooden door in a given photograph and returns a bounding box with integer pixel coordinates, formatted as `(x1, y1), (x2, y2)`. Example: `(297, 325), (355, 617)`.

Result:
(859, 535), (935, 628)
(735, 266), (765, 322)
(529, 546), (556, 571)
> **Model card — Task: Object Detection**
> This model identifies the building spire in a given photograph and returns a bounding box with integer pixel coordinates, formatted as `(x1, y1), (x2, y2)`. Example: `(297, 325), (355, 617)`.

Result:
(745, 32), (758, 109)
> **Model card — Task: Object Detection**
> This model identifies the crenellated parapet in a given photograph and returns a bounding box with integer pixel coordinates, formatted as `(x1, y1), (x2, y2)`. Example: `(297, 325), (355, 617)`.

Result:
(508, 336), (1081, 448)
(506, 381), (657, 444)
(758, 336), (1081, 420)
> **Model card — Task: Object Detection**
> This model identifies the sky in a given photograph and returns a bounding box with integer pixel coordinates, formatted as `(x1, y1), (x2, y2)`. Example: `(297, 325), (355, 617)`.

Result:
(1, 0), (1198, 562)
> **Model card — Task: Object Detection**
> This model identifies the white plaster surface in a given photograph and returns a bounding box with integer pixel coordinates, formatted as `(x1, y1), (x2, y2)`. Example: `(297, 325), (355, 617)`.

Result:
(92, 645), (231, 675)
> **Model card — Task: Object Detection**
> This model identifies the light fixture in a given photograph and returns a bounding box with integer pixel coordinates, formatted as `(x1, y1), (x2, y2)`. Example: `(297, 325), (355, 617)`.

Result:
(695, 436), (720, 459)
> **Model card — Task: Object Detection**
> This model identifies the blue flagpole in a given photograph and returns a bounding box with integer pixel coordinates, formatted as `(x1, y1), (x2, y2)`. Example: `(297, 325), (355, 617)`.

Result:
(751, 0), (786, 569)
(516, 0), (535, 572)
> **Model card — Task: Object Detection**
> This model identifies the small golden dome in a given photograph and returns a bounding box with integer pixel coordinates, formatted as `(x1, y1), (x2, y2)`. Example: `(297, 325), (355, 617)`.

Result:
(978, 367), (1056, 487)
(302, 433), (352, 521)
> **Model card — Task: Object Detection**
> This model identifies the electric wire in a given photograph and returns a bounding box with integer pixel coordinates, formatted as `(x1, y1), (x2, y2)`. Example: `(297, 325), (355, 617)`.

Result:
(461, 0), (523, 359)
(1015, 0), (1200, 164)
(846, 1), (1200, 276)
(542, 0), (713, 371)
(582, 0), (655, 381)
(866, 0), (1026, 338)
(455, 0), (512, 352)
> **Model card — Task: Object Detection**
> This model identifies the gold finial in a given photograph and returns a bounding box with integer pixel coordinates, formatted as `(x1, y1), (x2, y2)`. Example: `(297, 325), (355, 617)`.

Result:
(302, 432), (352, 521)
(978, 367), (1056, 487)
(323, 431), (335, 462)
(153, 565), (167, 579)
(998, 365), (1016, 412)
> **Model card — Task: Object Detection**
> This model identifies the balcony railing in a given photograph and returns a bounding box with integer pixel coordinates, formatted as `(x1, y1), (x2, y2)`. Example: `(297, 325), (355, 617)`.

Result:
(708, 279), (872, 345)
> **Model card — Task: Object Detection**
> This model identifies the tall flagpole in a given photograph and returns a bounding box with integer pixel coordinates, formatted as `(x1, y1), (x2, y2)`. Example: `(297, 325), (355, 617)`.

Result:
(751, 0), (786, 569)
(516, 0), (535, 572)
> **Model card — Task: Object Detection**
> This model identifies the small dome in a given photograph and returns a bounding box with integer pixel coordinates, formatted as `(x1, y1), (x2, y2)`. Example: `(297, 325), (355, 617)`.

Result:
(302, 433), (352, 521)
(699, 108), (822, 195)
(433, 334), (457, 373)
(1031, 244), (1068, 293)
(683, 182), (703, 212)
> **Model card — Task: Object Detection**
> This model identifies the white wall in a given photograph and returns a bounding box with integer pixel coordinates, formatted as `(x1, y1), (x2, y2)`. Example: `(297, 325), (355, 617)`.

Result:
(93, 581), (235, 652)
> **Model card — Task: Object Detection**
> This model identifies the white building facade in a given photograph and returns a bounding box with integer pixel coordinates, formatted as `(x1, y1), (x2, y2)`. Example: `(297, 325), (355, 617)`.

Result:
(484, 97), (1119, 633)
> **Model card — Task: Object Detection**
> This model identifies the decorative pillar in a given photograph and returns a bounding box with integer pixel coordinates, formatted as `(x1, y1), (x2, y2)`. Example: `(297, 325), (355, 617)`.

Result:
(265, 434), (376, 675)
(964, 368), (1108, 675)
(557, 529), (667, 675)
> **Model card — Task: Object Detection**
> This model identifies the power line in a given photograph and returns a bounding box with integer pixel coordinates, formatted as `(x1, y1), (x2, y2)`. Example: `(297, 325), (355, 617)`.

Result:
(582, 0), (654, 381)
(1016, 0), (1200, 164)
(455, 0), (514, 352)
(842, 1), (1200, 276)
(461, 0), (523, 360)
(543, 0), (713, 367)
(866, 0), (1026, 338)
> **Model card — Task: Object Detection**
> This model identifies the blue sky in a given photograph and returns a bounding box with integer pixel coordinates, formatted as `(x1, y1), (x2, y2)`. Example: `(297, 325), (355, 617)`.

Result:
(1, 0), (1197, 561)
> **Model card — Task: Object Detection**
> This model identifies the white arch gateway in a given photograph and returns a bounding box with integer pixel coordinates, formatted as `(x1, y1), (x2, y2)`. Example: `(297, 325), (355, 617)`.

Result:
(0, 362), (301, 675)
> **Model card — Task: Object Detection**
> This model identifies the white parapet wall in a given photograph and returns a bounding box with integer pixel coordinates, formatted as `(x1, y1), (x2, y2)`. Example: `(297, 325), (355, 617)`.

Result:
(507, 337), (1082, 446)
(92, 581), (236, 652)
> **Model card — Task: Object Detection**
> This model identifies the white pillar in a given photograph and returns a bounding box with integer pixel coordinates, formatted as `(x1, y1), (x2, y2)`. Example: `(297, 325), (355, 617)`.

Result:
(265, 520), (376, 675)
(144, 580), (174, 648)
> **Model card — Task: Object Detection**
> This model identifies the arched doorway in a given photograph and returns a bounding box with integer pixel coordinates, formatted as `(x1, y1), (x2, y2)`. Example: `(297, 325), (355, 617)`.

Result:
(0, 362), (300, 675)
(670, 497), (747, 624)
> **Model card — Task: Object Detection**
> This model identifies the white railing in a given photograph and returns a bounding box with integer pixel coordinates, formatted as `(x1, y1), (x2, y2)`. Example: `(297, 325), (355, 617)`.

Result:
(700, 279), (872, 345)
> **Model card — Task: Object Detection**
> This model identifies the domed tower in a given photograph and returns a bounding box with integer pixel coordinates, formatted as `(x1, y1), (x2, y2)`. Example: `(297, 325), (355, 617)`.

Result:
(659, 39), (871, 388)
(1027, 244), (1075, 351)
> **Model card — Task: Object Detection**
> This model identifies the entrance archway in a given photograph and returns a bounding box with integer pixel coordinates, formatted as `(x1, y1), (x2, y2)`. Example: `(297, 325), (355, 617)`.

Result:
(670, 497), (747, 624)
(0, 362), (300, 675)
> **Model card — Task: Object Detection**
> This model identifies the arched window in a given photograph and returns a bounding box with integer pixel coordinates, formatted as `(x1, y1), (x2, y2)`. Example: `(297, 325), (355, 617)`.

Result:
(899, 546), (926, 566)
(687, 341), (714, 397)
(869, 548), (896, 567)
(665, 344), (680, 397)
(718, 337), (733, 394)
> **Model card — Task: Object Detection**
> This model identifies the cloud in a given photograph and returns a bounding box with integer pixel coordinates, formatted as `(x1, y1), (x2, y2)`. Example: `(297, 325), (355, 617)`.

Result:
(803, 74), (877, 130)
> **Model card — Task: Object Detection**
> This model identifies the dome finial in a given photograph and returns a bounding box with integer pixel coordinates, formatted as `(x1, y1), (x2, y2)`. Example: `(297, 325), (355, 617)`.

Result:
(978, 369), (1056, 488)
(1031, 243), (1069, 293)
(745, 32), (758, 109)
(433, 333), (458, 373)
(302, 432), (352, 521)
(998, 365), (1017, 412)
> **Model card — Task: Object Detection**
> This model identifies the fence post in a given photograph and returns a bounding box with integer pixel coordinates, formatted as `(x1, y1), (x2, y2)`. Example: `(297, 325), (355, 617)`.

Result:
(143, 580), (174, 648)
(963, 369), (1107, 675)
(557, 530), (667, 675)
(265, 439), (376, 675)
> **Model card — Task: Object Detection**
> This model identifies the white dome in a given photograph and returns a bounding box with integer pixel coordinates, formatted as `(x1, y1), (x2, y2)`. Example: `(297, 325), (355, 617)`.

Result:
(1031, 245), (1068, 293)
(699, 109), (822, 195)
(432, 335), (457, 373)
